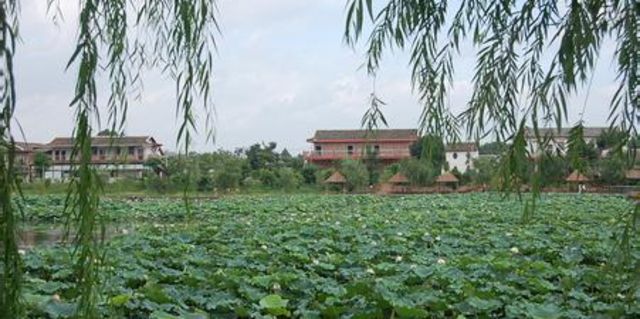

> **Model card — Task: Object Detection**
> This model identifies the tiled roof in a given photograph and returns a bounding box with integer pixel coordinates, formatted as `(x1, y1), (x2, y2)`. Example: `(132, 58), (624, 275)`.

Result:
(14, 142), (46, 152)
(525, 127), (607, 138)
(309, 129), (418, 141)
(445, 142), (477, 152)
(48, 136), (160, 148)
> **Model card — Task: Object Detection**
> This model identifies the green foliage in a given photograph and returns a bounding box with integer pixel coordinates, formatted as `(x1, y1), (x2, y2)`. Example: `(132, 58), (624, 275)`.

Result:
(32, 152), (51, 179)
(17, 194), (640, 318)
(273, 167), (302, 191)
(597, 155), (627, 185)
(399, 158), (437, 186)
(339, 160), (369, 191)
(468, 156), (499, 186)
(410, 135), (446, 170)
(539, 154), (570, 187)
(479, 142), (507, 155)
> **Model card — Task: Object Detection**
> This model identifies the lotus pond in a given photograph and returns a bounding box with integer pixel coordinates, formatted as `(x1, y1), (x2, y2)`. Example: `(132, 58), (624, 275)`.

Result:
(18, 194), (640, 318)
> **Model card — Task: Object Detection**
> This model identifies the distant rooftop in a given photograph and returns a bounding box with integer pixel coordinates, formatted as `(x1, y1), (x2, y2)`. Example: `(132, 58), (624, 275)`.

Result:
(525, 126), (608, 138)
(48, 136), (161, 148)
(308, 129), (418, 142)
(445, 142), (478, 152)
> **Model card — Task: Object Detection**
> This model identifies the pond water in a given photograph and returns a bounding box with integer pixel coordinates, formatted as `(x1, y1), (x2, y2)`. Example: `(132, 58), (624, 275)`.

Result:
(19, 224), (134, 249)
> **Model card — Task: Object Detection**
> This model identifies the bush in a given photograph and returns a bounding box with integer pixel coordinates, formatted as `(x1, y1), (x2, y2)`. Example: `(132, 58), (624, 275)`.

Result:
(399, 158), (437, 186)
(340, 160), (369, 191)
(274, 167), (302, 191)
(301, 164), (318, 184)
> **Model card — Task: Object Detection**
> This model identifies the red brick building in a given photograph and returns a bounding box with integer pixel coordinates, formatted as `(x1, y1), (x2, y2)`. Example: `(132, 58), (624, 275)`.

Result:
(304, 129), (418, 166)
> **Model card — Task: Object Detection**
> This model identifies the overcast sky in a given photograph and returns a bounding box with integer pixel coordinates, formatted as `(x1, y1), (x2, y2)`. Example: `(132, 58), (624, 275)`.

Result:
(14, 0), (619, 154)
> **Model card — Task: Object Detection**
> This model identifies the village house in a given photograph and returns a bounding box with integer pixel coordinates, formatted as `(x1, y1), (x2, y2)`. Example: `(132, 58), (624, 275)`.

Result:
(304, 129), (418, 166)
(16, 136), (164, 180)
(525, 126), (607, 155)
(445, 142), (479, 173)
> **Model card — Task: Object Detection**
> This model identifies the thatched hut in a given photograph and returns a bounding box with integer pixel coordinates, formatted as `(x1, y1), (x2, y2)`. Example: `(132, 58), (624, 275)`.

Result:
(566, 170), (590, 193)
(625, 168), (640, 181)
(436, 172), (459, 191)
(565, 170), (590, 183)
(388, 172), (409, 185)
(325, 171), (346, 184)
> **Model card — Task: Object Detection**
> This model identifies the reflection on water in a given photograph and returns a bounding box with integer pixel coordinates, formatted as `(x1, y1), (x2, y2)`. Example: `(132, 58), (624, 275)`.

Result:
(19, 224), (134, 249)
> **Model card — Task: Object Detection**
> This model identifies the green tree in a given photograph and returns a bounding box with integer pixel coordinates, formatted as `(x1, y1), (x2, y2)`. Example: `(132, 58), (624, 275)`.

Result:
(469, 156), (500, 186)
(399, 158), (437, 186)
(479, 142), (507, 155)
(32, 152), (51, 179)
(597, 155), (627, 185)
(410, 134), (445, 170)
(340, 159), (369, 191)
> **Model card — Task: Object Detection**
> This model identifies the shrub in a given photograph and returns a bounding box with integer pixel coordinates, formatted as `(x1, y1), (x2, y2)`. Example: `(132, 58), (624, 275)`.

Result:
(340, 160), (370, 191)
(274, 167), (302, 191)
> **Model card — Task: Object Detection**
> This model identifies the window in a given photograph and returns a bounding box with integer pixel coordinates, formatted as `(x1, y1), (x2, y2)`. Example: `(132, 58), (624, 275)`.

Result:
(314, 145), (322, 154)
(137, 148), (144, 160)
(466, 152), (471, 159)
(128, 146), (135, 155)
(452, 152), (458, 159)
(54, 150), (59, 161)
(61, 150), (66, 160)
(374, 145), (380, 153)
(92, 147), (97, 155)
(98, 148), (106, 160)
(347, 145), (354, 155)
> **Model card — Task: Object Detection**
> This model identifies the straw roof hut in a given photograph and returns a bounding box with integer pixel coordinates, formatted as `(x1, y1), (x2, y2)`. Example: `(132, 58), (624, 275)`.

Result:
(565, 170), (590, 183)
(324, 171), (347, 184)
(625, 168), (640, 180)
(436, 172), (459, 184)
(388, 172), (409, 184)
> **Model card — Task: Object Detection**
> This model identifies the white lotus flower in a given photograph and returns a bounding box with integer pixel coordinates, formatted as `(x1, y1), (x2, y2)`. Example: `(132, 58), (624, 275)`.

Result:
(510, 247), (520, 254)
(437, 258), (446, 265)
(397, 232), (403, 236)
(52, 294), (61, 302)
(505, 232), (513, 237)
(366, 268), (375, 275)
(435, 236), (441, 241)
(394, 256), (403, 262)
(423, 232), (430, 237)
(121, 229), (129, 235)
(312, 259), (320, 265)
(617, 293), (625, 299)
(260, 245), (268, 250)
(273, 283), (281, 291)
(18, 249), (25, 255)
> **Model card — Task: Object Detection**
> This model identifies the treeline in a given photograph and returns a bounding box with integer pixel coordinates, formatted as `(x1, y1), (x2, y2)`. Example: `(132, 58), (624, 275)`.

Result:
(138, 129), (637, 194)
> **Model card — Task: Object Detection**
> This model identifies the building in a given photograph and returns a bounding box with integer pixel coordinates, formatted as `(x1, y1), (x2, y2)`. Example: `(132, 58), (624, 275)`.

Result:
(15, 142), (46, 181)
(525, 127), (606, 155)
(445, 142), (479, 173)
(42, 135), (164, 180)
(304, 129), (418, 166)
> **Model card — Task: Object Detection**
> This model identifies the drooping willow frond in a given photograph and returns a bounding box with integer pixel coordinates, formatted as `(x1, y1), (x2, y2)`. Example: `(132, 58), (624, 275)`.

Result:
(345, 0), (639, 214)
(56, 0), (220, 316)
(0, 1), (22, 318)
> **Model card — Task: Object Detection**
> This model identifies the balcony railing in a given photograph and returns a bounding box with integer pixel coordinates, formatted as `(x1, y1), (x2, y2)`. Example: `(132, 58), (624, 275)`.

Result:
(303, 148), (411, 161)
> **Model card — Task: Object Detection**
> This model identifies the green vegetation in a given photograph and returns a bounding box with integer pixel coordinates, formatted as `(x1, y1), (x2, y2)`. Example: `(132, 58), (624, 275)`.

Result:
(19, 194), (640, 318)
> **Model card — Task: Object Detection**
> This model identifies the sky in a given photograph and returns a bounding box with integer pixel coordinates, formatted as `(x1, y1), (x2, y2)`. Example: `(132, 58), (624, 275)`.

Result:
(14, 0), (620, 154)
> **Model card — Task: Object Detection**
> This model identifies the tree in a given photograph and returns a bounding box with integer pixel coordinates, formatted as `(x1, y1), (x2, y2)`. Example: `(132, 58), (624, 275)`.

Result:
(345, 0), (638, 222)
(410, 134), (446, 171)
(0, 2), (220, 317)
(32, 152), (51, 179)
(479, 142), (508, 155)
(340, 160), (369, 191)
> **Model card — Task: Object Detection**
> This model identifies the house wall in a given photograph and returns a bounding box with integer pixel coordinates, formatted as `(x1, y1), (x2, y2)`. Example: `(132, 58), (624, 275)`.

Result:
(445, 150), (478, 173)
